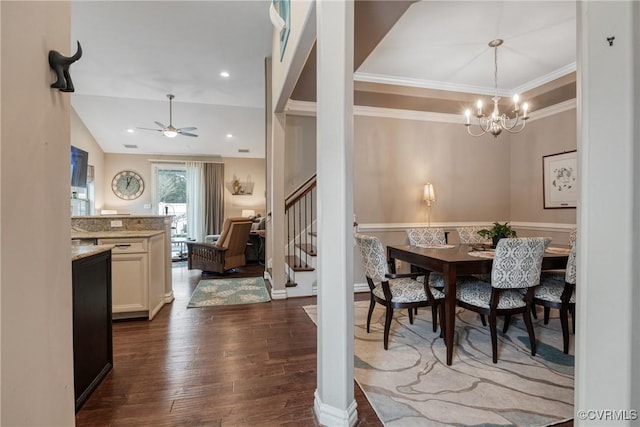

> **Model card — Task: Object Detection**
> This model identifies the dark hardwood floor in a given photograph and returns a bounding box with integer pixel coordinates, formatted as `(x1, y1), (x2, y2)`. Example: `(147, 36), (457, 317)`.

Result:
(75, 262), (382, 426)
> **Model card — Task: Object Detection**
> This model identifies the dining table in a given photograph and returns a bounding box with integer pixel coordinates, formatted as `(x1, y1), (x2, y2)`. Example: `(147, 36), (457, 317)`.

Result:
(387, 243), (570, 366)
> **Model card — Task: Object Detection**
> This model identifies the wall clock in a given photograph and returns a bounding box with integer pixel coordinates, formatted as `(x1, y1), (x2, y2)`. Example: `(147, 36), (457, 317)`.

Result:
(111, 170), (144, 200)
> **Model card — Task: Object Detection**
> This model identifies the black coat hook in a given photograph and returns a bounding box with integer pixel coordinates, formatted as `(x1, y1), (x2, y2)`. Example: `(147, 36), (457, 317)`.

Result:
(49, 41), (82, 92)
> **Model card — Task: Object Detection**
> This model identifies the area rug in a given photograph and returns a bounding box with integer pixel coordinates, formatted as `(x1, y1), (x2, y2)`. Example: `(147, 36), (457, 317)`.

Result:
(303, 301), (574, 426)
(187, 277), (270, 308)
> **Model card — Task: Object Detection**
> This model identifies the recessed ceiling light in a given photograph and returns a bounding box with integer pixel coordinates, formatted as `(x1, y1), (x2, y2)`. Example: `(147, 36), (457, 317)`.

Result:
(226, 133), (233, 138)
(127, 128), (135, 133)
(220, 71), (230, 78)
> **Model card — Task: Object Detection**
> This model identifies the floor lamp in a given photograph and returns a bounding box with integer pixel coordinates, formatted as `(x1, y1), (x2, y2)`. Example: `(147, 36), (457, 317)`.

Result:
(423, 182), (436, 226)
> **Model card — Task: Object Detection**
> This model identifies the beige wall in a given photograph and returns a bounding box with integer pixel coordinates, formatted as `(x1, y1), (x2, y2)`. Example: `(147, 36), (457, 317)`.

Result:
(71, 106), (105, 210)
(510, 108), (577, 224)
(101, 153), (265, 217)
(285, 115), (316, 195)
(354, 115), (512, 224)
(1, 1), (75, 424)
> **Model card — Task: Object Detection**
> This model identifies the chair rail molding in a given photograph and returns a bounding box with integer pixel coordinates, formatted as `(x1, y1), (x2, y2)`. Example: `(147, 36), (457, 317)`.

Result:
(357, 221), (576, 233)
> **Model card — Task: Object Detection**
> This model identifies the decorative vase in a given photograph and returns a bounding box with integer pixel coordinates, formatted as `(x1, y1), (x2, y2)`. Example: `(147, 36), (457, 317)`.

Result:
(232, 180), (241, 194)
(492, 236), (501, 246)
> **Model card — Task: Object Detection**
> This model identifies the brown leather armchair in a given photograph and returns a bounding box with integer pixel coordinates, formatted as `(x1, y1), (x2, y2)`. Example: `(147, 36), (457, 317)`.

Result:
(186, 217), (253, 274)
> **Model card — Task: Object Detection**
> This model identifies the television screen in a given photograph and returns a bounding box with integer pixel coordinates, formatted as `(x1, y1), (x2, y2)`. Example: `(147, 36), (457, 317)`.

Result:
(70, 145), (89, 188)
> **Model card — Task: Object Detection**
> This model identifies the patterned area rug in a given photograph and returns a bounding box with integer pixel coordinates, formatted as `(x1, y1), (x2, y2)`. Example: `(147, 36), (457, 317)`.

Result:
(304, 301), (574, 426)
(187, 277), (270, 307)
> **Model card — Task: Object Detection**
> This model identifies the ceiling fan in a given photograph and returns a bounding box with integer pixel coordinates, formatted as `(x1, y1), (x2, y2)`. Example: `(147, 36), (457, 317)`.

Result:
(137, 94), (198, 138)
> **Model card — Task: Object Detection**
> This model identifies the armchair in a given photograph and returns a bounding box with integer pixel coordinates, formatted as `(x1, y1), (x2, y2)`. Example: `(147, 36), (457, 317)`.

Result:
(186, 217), (253, 274)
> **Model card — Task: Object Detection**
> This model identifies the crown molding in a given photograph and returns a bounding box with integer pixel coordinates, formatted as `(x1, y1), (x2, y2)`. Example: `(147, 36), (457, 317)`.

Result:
(285, 98), (575, 124)
(513, 63), (577, 95)
(355, 63), (577, 98)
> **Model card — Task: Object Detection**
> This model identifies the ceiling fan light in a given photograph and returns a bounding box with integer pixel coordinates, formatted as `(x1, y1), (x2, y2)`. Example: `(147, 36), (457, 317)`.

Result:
(163, 129), (178, 138)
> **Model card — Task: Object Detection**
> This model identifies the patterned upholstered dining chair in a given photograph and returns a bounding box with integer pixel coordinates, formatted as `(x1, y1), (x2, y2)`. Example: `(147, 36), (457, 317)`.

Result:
(456, 226), (492, 245)
(456, 237), (550, 363)
(534, 243), (576, 354)
(354, 233), (444, 349)
(405, 227), (447, 288)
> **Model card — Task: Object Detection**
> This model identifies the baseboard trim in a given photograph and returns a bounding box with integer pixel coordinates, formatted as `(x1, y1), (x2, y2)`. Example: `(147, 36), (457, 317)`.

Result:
(313, 390), (358, 427)
(271, 289), (288, 300)
(163, 291), (175, 304)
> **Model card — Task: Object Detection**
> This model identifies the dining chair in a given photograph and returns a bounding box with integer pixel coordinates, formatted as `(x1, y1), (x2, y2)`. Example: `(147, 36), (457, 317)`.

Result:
(406, 227), (446, 288)
(456, 226), (492, 245)
(456, 237), (550, 363)
(568, 228), (577, 246)
(534, 243), (576, 354)
(354, 233), (445, 349)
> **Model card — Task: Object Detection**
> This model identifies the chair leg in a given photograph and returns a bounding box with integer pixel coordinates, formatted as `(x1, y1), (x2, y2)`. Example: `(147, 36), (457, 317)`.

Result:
(543, 307), (551, 325)
(531, 304), (538, 319)
(438, 302), (445, 339)
(384, 306), (393, 350)
(366, 295), (375, 333)
(570, 305), (576, 333)
(408, 308), (414, 324)
(559, 304), (570, 354)
(523, 305), (537, 357)
(503, 315), (511, 333)
(480, 314), (487, 326)
(431, 302), (438, 333)
(489, 311), (498, 363)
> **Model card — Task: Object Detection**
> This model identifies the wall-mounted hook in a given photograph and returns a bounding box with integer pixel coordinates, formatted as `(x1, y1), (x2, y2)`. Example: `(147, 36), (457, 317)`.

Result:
(607, 36), (615, 46)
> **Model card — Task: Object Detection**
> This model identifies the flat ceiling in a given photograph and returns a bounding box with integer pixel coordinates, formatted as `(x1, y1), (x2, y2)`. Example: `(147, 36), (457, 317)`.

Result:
(70, 1), (576, 159)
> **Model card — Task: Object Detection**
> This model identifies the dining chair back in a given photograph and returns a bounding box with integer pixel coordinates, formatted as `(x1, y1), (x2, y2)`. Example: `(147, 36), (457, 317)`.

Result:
(457, 226), (491, 244)
(456, 237), (550, 362)
(354, 233), (444, 349)
(406, 227), (446, 246)
(405, 227), (447, 287)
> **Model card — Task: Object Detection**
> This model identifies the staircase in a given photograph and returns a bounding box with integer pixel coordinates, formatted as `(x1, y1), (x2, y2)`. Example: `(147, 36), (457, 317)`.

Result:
(284, 176), (317, 297)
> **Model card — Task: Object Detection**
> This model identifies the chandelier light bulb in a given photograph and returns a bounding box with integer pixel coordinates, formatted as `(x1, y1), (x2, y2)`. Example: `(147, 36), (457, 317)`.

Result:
(513, 94), (520, 111)
(465, 109), (471, 125)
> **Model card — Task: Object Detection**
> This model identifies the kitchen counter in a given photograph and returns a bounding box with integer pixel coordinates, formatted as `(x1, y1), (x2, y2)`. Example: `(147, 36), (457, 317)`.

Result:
(72, 230), (164, 240)
(71, 244), (114, 261)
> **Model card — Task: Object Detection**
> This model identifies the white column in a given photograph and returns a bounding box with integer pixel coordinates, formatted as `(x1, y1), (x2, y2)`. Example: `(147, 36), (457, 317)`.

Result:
(269, 112), (287, 299)
(314, 1), (357, 426)
(576, 2), (640, 424)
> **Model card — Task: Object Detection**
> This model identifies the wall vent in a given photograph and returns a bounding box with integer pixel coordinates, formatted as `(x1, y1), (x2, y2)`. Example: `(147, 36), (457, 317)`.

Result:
(238, 149), (250, 153)
(123, 144), (138, 149)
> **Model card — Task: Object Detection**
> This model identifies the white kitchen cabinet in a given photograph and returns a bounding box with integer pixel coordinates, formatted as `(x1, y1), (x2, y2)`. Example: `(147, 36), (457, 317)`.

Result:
(98, 233), (165, 320)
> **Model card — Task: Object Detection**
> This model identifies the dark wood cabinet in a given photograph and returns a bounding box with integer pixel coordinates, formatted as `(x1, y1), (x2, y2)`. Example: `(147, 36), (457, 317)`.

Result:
(72, 249), (113, 412)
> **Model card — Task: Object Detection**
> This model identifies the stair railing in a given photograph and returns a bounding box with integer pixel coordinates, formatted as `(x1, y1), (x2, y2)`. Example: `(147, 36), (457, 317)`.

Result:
(284, 175), (316, 283)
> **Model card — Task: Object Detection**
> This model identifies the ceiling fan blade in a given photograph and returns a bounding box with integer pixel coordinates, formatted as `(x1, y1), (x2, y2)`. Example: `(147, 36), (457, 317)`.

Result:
(178, 132), (198, 137)
(154, 121), (166, 129)
(177, 127), (197, 132)
(137, 127), (162, 132)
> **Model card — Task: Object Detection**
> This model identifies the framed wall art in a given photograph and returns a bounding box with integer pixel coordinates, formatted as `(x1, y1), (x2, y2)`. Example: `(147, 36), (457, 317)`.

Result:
(543, 150), (577, 209)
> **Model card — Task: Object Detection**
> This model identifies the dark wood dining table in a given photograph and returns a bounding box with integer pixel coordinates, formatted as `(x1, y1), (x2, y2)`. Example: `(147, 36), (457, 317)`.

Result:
(387, 244), (570, 366)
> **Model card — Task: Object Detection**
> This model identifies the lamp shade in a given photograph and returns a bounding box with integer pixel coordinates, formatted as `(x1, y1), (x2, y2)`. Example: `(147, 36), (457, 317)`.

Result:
(241, 209), (256, 218)
(423, 183), (436, 203)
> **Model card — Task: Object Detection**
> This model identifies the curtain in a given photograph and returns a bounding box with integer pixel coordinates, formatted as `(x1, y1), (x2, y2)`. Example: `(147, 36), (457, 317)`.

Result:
(185, 162), (205, 241)
(204, 162), (225, 235)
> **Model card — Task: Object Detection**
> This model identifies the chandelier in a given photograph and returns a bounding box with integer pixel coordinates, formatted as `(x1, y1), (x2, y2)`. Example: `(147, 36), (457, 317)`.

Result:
(464, 39), (529, 138)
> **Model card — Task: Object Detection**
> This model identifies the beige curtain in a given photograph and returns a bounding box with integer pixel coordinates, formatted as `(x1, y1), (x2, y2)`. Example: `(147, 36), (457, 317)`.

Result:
(204, 163), (224, 235)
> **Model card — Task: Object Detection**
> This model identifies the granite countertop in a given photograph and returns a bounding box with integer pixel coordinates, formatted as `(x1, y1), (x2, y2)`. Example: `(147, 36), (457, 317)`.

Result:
(72, 230), (165, 239)
(72, 244), (114, 261)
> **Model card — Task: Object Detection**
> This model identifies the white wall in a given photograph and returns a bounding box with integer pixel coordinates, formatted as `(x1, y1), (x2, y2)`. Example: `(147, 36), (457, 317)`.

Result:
(1, 1), (75, 424)
(575, 2), (640, 423)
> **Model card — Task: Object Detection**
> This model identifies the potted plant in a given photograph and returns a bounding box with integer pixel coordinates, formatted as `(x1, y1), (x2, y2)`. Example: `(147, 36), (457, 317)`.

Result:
(478, 222), (517, 246)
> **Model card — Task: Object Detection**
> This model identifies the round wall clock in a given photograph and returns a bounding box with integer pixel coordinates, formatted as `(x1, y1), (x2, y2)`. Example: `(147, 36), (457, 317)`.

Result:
(111, 170), (145, 200)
